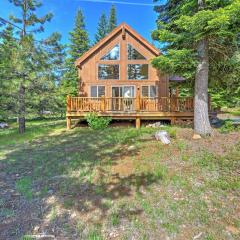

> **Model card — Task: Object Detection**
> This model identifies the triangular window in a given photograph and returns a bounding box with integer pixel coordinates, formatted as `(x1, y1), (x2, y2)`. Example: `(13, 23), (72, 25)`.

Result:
(128, 44), (146, 60)
(101, 44), (120, 60)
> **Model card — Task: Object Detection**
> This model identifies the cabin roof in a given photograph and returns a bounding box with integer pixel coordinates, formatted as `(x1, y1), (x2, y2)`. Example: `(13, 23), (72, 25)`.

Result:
(75, 22), (161, 67)
(169, 76), (186, 82)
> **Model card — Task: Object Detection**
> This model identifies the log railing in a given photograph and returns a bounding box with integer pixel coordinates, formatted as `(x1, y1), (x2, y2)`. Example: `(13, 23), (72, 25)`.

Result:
(67, 96), (197, 113)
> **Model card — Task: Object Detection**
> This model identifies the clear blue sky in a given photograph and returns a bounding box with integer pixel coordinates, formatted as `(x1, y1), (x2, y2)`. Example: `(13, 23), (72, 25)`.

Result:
(0, 0), (160, 47)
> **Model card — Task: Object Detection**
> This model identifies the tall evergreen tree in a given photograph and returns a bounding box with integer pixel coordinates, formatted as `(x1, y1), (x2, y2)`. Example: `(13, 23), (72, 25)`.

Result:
(0, 25), (19, 120)
(8, 0), (53, 133)
(95, 13), (108, 43)
(59, 9), (90, 103)
(69, 9), (90, 61)
(30, 32), (65, 116)
(152, 0), (240, 136)
(108, 4), (117, 32)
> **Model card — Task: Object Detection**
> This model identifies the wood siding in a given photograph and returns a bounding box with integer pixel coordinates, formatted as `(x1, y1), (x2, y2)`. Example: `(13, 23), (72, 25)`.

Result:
(76, 25), (168, 99)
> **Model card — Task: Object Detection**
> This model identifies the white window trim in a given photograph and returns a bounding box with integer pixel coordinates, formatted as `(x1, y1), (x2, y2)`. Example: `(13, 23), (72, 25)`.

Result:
(90, 85), (106, 98)
(141, 85), (158, 98)
(111, 85), (136, 98)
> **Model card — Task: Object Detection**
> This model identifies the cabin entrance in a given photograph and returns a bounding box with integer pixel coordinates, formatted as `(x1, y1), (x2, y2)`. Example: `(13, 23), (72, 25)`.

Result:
(112, 86), (135, 111)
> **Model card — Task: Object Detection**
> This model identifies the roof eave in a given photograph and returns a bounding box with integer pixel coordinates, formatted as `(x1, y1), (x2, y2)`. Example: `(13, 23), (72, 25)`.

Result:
(75, 23), (161, 67)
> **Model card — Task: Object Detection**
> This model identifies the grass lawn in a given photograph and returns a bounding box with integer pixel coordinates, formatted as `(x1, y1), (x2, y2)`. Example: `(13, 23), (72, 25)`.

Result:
(0, 120), (239, 240)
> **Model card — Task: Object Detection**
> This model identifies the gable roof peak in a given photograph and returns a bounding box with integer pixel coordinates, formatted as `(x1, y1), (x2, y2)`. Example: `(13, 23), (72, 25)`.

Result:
(75, 23), (160, 67)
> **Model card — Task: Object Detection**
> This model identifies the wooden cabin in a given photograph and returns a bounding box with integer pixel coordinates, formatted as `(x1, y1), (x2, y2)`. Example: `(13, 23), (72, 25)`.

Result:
(66, 23), (195, 129)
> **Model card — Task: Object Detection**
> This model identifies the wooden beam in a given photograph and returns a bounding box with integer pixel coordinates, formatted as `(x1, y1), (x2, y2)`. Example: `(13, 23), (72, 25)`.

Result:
(122, 26), (126, 40)
(67, 117), (71, 130)
(136, 87), (141, 112)
(66, 95), (71, 113)
(136, 117), (141, 129)
(170, 117), (176, 125)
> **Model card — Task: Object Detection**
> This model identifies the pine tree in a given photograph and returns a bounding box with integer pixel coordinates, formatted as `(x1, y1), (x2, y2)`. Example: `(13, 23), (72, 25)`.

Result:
(152, 0), (240, 136)
(108, 4), (117, 33)
(95, 13), (108, 43)
(59, 9), (90, 104)
(8, 0), (53, 133)
(69, 9), (90, 61)
(31, 32), (65, 117)
(0, 25), (19, 120)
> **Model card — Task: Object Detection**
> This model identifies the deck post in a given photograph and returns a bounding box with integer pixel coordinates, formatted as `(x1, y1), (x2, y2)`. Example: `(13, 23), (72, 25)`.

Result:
(67, 95), (71, 112)
(100, 96), (106, 112)
(170, 117), (176, 125)
(136, 87), (141, 112)
(136, 117), (141, 129)
(67, 117), (71, 130)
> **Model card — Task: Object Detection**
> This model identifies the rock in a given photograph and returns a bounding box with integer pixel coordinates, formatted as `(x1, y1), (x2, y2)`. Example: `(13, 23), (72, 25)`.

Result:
(0, 122), (8, 129)
(192, 134), (201, 140)
(155, 130), (171, 144)
(33, 226), (40, 233)
(48, 189), (54, 195)
(211, 118), (219, 124)
(193, 232), (203, 239)
(109, 230), (119, 238)
(232, 119), (240, 126)
(146, 122), (165, 128)
(210, 117), (223, 127)
(128, 145), (136, 151)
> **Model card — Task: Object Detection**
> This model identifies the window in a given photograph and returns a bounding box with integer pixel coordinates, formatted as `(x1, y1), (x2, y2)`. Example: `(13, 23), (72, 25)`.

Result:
(128, 64), (148, 80)
(128, 44), (146, 60)
(101, 44), (120, 60)
(112, 86), (135, 97)
(90, 86), (105, 97)
(142, 86), (158, 98)
(98, 64), (119, 80)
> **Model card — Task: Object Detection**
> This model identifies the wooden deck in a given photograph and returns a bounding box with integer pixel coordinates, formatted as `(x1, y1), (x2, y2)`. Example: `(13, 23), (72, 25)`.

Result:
(66, 96), (200, 129)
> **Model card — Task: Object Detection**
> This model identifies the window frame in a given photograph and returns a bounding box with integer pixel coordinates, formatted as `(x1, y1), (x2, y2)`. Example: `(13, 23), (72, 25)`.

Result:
(141, 85), (158, 98)
(127, 63), (149, 80)
(126, 42), (149, 80)
(90, 85), (106, 98)
(127, 43), (147, 60)
(97, 63), (120, 80)
(100, 44), (120, 61)
(111, 85), (136, 98)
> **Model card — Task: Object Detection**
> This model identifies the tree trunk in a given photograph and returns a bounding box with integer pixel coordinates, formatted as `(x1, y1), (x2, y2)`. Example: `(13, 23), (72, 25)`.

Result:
(18, 82), (25, 134)
(194, 38), (212, 136)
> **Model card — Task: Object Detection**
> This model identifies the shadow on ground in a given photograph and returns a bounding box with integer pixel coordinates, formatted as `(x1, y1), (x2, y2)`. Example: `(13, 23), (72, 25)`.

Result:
(0, 127), (159, 239)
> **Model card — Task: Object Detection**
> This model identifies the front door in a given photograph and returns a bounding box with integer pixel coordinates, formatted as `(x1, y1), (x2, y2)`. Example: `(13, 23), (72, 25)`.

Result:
(112, 86), (135, 111)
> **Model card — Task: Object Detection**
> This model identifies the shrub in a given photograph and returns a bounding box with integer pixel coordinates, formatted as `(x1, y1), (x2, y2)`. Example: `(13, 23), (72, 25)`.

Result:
(168, 128), (177, 139)
(85, 112), (111, 130)
(219, 120), (235, 133)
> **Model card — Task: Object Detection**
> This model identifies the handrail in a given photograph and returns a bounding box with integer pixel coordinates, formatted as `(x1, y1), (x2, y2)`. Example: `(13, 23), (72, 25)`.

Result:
(66, 96), (196, 113)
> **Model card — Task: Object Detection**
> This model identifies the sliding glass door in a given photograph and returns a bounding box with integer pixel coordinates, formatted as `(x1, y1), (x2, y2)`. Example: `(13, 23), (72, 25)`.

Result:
(112, 86), (135, 111)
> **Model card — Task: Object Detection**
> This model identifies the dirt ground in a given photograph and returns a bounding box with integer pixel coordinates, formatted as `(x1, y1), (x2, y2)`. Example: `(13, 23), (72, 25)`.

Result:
(0, 122), (239, 240)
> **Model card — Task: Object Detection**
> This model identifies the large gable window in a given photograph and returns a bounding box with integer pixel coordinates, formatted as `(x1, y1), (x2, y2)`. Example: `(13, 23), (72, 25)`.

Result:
(128, 64), (148, 80)
(98, 64), (119, 80)
(128, 44), (146, 60)
(101, 44), (120, 60)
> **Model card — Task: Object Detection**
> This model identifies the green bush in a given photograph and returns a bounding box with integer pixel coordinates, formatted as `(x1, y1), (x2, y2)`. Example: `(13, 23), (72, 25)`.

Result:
(85, 112), (111, 130)
(219, 120), (235, 133)
(167, 128), (177, 139)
